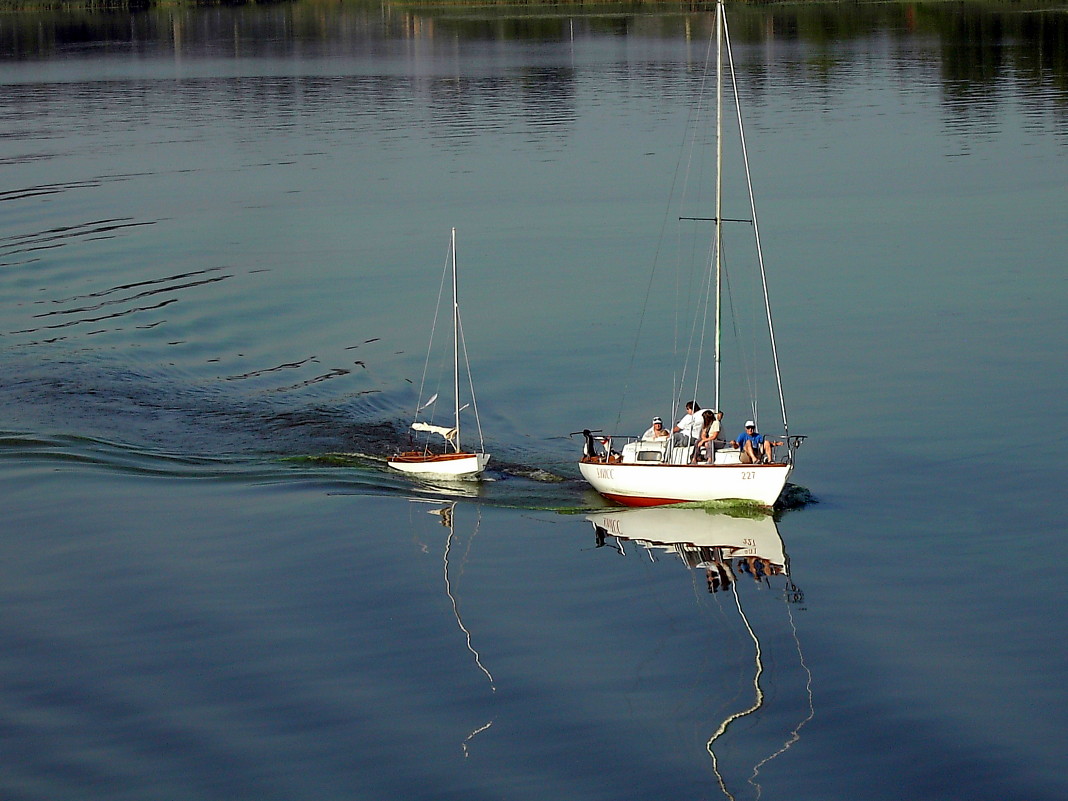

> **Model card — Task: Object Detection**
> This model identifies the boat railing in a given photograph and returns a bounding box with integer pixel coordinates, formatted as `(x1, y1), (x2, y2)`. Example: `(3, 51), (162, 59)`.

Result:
(574, 432), (649, 464)
(583, 433), (736, 466)
(577, 429), (804, 466)
(785, 434), (807, 464)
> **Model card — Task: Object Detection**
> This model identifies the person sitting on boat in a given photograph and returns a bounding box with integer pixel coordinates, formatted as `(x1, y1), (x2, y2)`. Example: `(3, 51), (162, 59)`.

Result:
(641, 416), (670, 440)
(671, 401), (704, 448)
(599, 436), (622, 463)
(693, 409), (726, 463)
(732, 420), (783, 464)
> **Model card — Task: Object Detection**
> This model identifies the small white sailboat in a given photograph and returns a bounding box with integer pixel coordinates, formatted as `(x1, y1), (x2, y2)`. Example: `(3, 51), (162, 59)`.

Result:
(388, 228), (490, 479)
(577, 0), (803, 507)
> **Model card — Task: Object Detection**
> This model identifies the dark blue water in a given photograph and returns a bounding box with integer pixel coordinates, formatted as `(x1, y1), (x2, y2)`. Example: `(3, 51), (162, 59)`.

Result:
(1, 3), (1065, 799)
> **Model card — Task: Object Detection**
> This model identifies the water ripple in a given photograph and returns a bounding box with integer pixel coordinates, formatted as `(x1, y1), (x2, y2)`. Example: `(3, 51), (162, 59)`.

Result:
(0, 218), (156, 258)
(33, 270), (231, 321)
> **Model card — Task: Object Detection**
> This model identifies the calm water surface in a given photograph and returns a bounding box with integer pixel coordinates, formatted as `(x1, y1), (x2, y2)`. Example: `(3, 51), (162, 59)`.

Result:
(1, 3), (1065, 799)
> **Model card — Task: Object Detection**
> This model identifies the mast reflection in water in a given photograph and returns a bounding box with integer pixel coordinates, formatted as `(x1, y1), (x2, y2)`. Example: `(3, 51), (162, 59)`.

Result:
(588, 508), (813, 800)
(424, 501), (495, 757)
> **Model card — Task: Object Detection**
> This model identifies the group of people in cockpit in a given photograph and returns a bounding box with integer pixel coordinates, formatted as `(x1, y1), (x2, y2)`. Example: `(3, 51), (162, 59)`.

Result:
(642, 401), (782, 465)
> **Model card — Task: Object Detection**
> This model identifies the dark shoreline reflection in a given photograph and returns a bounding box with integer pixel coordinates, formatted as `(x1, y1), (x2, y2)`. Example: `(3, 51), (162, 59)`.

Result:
(1, 3), (1063, 126)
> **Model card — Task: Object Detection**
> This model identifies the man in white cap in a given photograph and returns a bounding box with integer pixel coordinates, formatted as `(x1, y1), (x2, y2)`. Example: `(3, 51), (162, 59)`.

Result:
(641, 416), (670, 440)
(732, 420), (783, 464)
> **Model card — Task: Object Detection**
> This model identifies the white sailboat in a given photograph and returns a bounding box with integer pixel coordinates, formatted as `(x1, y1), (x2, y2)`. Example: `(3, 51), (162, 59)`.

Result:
(577, 0), (803, 507)
(388, 228), (490, 479)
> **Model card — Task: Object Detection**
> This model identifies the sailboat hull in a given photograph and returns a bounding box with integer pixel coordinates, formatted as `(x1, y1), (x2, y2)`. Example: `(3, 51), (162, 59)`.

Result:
(579, 460), (791, 507)
(388, 451), (490, 479)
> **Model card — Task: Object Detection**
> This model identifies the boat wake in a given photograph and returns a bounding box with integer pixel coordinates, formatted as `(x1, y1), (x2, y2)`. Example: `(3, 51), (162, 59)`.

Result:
(0, 353), (812, 512)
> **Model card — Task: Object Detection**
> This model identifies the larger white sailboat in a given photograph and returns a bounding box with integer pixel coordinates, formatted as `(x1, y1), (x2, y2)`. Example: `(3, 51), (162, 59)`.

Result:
(577, 0), (803, 507)
(388, 228), (490, 479)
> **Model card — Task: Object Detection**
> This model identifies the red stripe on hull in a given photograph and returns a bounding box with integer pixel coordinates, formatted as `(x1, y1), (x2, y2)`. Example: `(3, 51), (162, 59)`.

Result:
(602, 493), (688, 508)
(389, 452), (479, 464)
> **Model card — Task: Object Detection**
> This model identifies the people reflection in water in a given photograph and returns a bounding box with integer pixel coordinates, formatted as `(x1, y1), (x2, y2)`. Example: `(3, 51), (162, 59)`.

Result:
(703, 547), (735, 593)
(592, 526), (625, 555)
(590, 530), (784, 590)
(737, 556), (782, 583)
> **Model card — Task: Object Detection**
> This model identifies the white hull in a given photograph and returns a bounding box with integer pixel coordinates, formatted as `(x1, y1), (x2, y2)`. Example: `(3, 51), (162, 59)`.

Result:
(388, 452), (490, 479)
(579, 460), (791, 507)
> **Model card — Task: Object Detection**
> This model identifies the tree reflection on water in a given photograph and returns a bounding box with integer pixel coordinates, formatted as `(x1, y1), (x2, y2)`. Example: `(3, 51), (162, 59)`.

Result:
(1, 1), (1065, 102)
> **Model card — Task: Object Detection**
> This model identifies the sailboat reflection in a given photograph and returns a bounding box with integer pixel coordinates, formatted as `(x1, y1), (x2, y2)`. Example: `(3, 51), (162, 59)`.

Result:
(587, 507), (812, 799)
(424, 501), (495, 756)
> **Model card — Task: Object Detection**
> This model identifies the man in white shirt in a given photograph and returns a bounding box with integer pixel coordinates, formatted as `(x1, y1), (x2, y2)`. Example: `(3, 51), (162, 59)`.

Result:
(671, 401), (703, 447)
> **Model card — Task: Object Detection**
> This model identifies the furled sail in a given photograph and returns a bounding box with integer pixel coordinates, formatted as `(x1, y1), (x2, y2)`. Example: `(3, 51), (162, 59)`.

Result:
(412, 422), (457, 442)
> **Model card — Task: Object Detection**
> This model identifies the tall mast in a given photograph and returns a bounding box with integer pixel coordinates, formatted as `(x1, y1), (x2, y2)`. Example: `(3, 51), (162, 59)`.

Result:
(451, 227), (461, 453)
(713, 0), (724, 411)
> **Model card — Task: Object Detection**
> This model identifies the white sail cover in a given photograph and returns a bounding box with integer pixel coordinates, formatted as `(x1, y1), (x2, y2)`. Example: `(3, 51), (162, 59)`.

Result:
(412, 422), (457, 442)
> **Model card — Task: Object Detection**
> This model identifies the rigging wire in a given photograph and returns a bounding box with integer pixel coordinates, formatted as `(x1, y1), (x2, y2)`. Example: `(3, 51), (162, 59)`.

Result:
(723, 11), (789, 436)
(456, 311), (486, 453)
(408, 232), (486, 456)
(609, 4), (789, 441)
(409, 242), (454, 454)
(613, 30), (717, 434)
(720, 239), (761, 426)
(673, 32), (720, 425)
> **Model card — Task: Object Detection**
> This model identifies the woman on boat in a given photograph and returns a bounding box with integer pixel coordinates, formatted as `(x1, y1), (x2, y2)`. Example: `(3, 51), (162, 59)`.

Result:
(693, 409), (725, 464)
